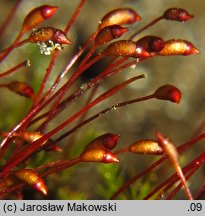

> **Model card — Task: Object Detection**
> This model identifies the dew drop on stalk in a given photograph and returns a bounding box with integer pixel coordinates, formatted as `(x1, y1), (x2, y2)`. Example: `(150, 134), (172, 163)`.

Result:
(80, 83), (88, 91)
(112, 106), (117, 111)
(159, 192), (166, 199)
(130, 64), (136, 69)
(25, 59), (31, 67)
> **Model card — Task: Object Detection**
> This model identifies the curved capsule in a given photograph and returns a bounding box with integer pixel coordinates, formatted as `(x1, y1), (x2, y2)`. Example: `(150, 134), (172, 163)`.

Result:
(22, 5), (58, 33)
(98, 8), (141, 30)
(80, 148), (119, 163)
(154, 85), (181, 103)
(158, 39), (199, 56)
(103, 40), (152, 58)
(163, 8), (193, 22)
(29, 27), (71, 45)
(136, 35), (165, 53)
(15, 169), (47, 195)
(128, 140), (163, 155)
(95, 25), (129, 46)
(7, 81), (34, 99)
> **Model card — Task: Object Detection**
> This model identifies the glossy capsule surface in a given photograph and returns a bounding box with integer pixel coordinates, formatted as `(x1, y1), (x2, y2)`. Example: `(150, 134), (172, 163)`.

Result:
(158, 39), (199, 56)
(154, 85), (181, 103)
(22, 5), (58, 33)
(98, 8), (141, 30)
(80, 148), (119, 163)
(103, 40), (152, 58)
(15, 169), (47, 195)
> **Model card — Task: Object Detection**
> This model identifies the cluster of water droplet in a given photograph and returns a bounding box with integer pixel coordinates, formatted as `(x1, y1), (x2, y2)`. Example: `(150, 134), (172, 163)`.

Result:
(38, 40), (62, 55)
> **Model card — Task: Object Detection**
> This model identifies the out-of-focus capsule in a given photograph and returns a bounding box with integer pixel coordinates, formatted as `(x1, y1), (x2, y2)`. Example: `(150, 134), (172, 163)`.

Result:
(20, 131), (44, 143)
(98, 8), (141, 30)
(46, 144), (63, 152)
(129, 140), (163, 155)
(102, 40), (152, 58)
(19, 131), (62, 152)
(95, 25), (129, 46)
(158, 39), (199, 56)
(163, 8), (193, 22)
(7, 81), (34, 99)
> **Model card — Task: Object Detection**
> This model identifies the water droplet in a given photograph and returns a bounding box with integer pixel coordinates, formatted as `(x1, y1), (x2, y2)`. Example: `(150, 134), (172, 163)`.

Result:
(112, 106), (117, 110)
(159, 191), (165, 199)
(130, 64), (136, 69)
(80, 83), (87, 91)
(25, 59), (31, 67)
(38, 40), (62, 55)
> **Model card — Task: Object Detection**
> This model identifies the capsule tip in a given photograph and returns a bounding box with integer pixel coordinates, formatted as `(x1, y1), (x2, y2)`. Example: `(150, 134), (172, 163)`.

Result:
(41, 5), (59, 19)
(34, 181), (48, 195)
(191, 47), (199, 54)
(170, 89), (181, 103)
(53, 30), (72, 45)
(48, 144), (63, 152)
(103, 152), (119, 163)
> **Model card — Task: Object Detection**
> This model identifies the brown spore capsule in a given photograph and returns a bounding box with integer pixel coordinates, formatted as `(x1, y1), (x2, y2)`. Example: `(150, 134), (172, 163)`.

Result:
(80, 148), (119, 163)
(129, 140), (163, 155)
(158, 39), (199, 56)
(52, 29), (71, 44)
(95, 25), (129, 45)
(82, 133), (119, 153)
(22, 5), (58, 33)
(21, 131), (50, 147)
(154, 85), (181, 103)
(29, 27), (71, 45)
(15, 169), (47, 195)
(20, 131), (58, 151)
(93, 133), (119, 150)
(101, 133), (119, 150)
(163, 8), (193, 22)
(136, 35), (165, 53)
(103, 40), (152, 58)
(98, 8), (141, 30)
